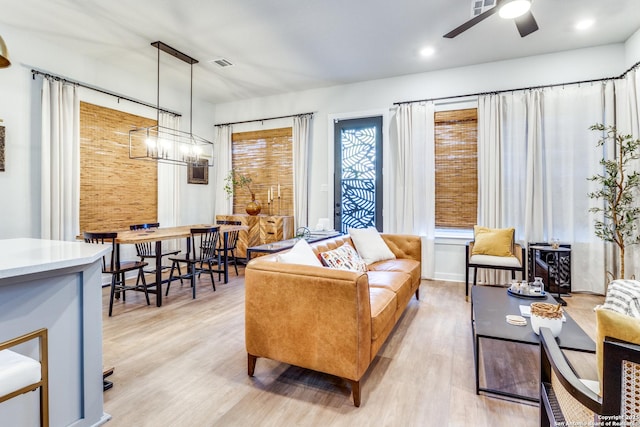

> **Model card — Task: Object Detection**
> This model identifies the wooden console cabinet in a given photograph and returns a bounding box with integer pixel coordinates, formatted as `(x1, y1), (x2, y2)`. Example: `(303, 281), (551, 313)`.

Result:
(216, 214), (294, 258)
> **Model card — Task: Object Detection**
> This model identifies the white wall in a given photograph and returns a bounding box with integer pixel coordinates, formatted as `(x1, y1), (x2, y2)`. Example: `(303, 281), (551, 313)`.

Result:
(0, 24), (216, 239)
(213, 43), (636, 282)
(625, 27), (640, 68)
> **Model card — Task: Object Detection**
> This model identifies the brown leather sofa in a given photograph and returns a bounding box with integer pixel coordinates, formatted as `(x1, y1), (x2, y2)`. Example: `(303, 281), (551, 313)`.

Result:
(245, 233), (422, 406)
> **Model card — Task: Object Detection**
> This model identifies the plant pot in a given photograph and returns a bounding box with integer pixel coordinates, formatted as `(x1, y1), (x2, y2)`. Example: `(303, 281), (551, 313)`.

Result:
(530, 302), (563, 337)
(245, 194), (261, 216)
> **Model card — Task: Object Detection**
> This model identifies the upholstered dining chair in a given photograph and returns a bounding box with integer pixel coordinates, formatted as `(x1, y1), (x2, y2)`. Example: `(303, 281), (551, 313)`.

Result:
(0, 328), (48, 427)
(129, 223), (182, 284)
(215, 220), (242, 278)
(465, 226), (526, 301)
(84, 231), (150, 316)
(167, 227), (220, 299)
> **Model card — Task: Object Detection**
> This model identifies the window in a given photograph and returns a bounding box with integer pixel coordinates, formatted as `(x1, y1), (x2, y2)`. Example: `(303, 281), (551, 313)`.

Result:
(80, 102), (158, 233)
(231, 127), (293, 216)
(434, 108), (478, 229)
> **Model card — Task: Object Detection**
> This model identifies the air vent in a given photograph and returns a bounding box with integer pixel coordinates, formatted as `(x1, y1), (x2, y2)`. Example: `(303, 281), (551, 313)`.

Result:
(209, 58), (233, 68)
(471, 0), (495, 17)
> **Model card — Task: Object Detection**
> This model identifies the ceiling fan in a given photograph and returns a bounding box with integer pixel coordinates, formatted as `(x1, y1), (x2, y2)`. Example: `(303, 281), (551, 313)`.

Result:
(444, 0), (539, 38)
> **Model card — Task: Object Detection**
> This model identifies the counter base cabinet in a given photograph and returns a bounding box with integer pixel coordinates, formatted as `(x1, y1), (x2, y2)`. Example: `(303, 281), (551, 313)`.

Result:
(0, 238), (109, 427)
(216, 214), (294, 259)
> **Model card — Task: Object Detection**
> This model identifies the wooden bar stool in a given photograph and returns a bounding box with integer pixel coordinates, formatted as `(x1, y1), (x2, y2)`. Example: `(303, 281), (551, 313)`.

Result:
(0, 328), (49, 427)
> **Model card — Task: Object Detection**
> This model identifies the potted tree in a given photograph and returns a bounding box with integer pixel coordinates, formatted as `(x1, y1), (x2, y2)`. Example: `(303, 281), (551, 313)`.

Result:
(223, 169), (261, 215)
(587, 124), (640, 280)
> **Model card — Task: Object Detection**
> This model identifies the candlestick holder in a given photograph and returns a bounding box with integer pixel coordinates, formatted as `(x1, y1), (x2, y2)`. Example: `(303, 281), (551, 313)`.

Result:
(278, 196), (281, 216)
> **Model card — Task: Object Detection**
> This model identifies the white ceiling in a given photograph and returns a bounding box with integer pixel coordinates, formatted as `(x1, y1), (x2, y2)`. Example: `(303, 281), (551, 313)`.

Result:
(2, 0), (640, 104)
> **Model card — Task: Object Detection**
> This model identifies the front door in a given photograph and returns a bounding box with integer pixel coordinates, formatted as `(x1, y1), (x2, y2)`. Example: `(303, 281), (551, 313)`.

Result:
(333, 116), (383, 233)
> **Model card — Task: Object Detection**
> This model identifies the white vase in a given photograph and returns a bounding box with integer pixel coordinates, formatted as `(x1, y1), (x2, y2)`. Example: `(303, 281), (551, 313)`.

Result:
(531, 313), (563, 337)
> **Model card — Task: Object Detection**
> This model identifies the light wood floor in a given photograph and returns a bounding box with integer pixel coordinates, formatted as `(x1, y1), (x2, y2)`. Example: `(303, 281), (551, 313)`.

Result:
(102, 268), (603, 427)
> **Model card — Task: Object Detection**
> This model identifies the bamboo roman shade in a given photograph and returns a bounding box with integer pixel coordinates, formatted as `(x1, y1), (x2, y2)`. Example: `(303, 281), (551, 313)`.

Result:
(80, 102), (158, 233)
(434, 108), (478, 229)
(231, 127), (293, 216)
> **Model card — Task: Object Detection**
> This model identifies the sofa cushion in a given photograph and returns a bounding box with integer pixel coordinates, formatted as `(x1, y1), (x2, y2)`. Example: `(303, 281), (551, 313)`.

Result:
(367, 271), (412, 310)
(369, 258), (421, 287)
(348, 227), (396, 265)
(277, 239), (323, 267)
(368, 287), (397, 341)
(319, 244), (367, 273)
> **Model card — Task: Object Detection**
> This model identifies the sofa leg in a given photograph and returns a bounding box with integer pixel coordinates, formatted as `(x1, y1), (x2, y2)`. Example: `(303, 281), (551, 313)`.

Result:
(247, 353), (257, 376)
(349, 380), (361, 407)
(415, 288), (420, 300)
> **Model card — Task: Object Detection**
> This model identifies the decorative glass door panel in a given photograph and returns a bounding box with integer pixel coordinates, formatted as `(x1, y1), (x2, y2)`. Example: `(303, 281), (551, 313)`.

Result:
(334, 117), (383, 233)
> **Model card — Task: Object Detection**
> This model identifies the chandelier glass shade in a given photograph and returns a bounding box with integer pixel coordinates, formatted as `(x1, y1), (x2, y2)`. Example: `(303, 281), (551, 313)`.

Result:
(129, 125), (213, 165)
(129, 41), (213, 166)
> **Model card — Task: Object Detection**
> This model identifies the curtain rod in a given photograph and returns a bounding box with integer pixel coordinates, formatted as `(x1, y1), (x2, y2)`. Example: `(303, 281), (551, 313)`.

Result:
(31, 68), (182, 117)
(393, 60), (640, 106)
(214, 111), (315, 127)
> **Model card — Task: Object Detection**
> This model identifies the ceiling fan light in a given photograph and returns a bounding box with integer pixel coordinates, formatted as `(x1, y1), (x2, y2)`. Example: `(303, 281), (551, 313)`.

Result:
(498, 0), (531, 19)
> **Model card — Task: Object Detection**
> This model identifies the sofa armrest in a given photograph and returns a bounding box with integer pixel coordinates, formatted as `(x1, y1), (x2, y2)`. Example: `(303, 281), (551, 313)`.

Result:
(381, 234), (421, 263)
(245, 260), (372, 381)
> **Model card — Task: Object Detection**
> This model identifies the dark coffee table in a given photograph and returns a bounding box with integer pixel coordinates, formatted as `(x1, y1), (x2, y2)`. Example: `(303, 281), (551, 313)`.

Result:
(471, 285), (595, 402)
(245, 231), (341, 261)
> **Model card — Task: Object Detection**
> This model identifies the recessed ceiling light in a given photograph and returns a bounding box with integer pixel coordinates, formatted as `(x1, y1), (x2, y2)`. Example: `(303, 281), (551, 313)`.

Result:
(575, 19), (595, 31)
(420, 46), (435, 57)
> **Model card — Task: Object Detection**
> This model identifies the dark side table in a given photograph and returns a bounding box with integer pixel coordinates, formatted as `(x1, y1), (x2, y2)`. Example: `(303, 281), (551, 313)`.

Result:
(528, 243), (572, 306)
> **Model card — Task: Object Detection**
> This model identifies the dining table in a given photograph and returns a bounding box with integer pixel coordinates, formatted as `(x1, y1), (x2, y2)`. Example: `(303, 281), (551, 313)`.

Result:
(114, 224), (247, 307)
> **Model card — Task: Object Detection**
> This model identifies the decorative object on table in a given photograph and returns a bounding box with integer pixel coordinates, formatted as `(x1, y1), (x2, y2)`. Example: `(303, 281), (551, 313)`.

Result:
(187, 158), (208, 184)
(223, 169), (261, 215)
(295, 227), (311, 240)
(128, 41), (214, 166)
(505, 314), (527, 326)
(550, 237), (560, 249)
(507, 287), (547, 299)
(587, 124), (640, 281)
(530, 302), (563, 337)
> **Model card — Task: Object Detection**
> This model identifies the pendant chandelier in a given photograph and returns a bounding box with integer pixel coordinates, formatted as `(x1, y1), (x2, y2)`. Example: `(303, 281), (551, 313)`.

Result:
(129, 41), (214, 166)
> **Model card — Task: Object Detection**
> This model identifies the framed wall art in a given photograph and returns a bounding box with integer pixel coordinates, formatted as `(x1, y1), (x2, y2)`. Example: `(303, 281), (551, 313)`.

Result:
(188, 158), (208, 184)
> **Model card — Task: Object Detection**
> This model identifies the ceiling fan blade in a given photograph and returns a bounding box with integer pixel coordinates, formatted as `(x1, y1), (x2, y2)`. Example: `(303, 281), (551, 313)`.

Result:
(443, 5), (500, 38)
(514, 11), (539, 37)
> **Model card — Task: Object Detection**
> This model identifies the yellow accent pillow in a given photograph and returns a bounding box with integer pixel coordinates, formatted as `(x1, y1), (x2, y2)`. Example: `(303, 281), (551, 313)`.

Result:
(471, 226), (515, 257)
(595, 307), (640, 395)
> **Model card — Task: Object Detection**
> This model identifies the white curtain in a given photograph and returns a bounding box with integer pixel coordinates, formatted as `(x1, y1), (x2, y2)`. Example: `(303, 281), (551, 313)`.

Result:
(615, 68), (640, 279)
(214, 124), (233, 216)
(478, 83), (614, 293)
(392, 102), (435, 279)
(157, 112), (181, 251)
(41, 77), (79, 241)
(293, 114), (312, 229)
(476, 94), (511, 284)
(539, 84), (614, 292)
(158, 112), (181, 228)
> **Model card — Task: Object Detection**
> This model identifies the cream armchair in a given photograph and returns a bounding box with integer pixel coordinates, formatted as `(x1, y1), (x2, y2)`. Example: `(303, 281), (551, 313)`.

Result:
(464, 226), (526, 300)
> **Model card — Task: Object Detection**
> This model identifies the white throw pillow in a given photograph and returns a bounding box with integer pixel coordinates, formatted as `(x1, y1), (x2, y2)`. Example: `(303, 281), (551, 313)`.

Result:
(347, 227), (396, 265)
(276, 239), (322, 267)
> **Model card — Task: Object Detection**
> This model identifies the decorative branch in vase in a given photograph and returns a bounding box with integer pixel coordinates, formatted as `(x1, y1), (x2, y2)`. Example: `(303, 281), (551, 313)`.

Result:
(223, 169), (261, 215)
(587, 124), (640, 280)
